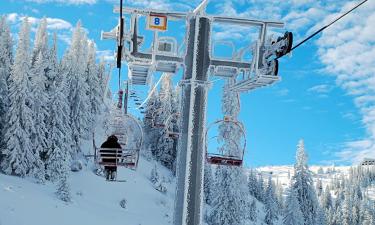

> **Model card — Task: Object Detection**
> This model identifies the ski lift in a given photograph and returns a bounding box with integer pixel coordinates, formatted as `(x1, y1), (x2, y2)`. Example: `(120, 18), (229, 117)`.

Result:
(96, 111), (144, 170)
(205, 116), (246, 166)
(154, 123), (166, 128)
(167, 131), (180, 139)
(117, 89), (124, 109)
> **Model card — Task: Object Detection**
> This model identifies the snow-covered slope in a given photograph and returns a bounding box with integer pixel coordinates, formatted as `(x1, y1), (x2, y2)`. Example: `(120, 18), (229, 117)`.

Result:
(255, 165), (375, 200)
(0, 157), (175, 225)
(256, 165), (350, 189)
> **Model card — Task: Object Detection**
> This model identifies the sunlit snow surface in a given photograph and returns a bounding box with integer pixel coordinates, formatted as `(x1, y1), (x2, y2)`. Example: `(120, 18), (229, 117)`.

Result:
(0, 157), (175, 225)
(1, 159), (374, 225)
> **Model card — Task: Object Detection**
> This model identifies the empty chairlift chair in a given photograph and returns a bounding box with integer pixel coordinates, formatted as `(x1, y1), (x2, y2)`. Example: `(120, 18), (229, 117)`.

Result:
(205, 116), (246, 166)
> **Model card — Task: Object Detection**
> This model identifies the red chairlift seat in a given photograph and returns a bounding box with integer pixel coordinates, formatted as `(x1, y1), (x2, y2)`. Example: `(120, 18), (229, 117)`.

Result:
(205, 117), (246, 167)
(154, 123), (166, 128)
(206, 153), (243, 166)
(167, 131), (180, 139)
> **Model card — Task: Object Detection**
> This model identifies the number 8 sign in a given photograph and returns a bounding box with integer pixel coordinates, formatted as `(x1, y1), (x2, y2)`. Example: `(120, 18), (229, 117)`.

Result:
(147, 14), (168, 31)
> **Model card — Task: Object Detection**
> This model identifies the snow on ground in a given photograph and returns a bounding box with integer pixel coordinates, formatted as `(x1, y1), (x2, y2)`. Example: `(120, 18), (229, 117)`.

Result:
(0, 157), (175, 225)
(255, 165), (352, 192)
(367, 184), (375, 200)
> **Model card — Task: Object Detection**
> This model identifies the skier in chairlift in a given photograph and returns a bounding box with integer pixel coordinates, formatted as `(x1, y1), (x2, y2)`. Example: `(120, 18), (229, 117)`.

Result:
(100, 135), (122, 180)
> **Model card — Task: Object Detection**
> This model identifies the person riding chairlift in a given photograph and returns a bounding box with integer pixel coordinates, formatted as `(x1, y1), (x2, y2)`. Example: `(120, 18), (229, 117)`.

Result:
(100, 135), (122, 181)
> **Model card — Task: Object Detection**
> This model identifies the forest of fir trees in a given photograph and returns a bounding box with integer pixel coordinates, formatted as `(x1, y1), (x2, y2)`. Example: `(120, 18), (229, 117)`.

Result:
(143, 74), (375, 225)
(1, 14), (375, 225)
(0, 16), (108, 202)
(197, 79), (375, 225)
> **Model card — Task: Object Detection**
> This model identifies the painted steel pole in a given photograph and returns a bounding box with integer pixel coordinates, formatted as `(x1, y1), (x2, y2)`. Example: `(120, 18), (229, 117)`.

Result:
(174, 16), (211, 225)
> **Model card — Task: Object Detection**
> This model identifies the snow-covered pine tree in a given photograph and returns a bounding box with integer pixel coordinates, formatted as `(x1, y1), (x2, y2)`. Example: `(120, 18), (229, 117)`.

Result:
(256, 172), (265, 203)
(321, 185), (333, 210)
(31, 18), (48, 67)
(283, 188), (304, 225)
(61, 21), (90, 156)
(46, 33), (60, 92)
(0, 16), (12, 156)
(0, 16), (13, 85)
(361, 199), (375, 225)
(56, 171), (71, 202)
(154, 74), (177, 170)
(0, 18), (38, 177)
(203, 162), (214, 205)
(209, 166), (246, 225)
(249, 198), (257, 222)
(143, 82), (160, 156)
(86, 41), (102, 129)
(248, 168), (258, 199)
(264, 175), (279, 225)
(275, 181), (284, 213)
(342, 185), (353, 225)
(46, 80), (71, 182)
(29, 19), (53, 180)
(290, 139), (322, 225)
(316, 179), (323, 197)
(30, 51), (50, 182)
(208, 79), (248, 225)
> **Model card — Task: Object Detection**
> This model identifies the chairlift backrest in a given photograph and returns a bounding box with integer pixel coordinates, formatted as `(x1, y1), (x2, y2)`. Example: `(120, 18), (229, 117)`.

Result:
(157, 36), (178, 56)
(205, 118), (246, 167)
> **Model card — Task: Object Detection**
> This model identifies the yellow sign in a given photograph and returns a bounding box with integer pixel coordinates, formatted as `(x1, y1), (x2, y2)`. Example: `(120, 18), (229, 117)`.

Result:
(147, 14), (168, 31)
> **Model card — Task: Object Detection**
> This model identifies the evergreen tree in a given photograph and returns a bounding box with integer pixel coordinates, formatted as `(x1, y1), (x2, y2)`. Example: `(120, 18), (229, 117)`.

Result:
(56, 172), (71, 202)
(249, 198), (257, 222)
(256, 173), (265, 203)
(0, 16), (12, 157)
(290, 139), (321, 225)
(30, 51), (49, 182)
(203, 162), (214, 205)
(46, 81), (71, 182)
(86, 41), (101, 128)
(283, 188), (304, 225)
(322, 186), (333, 210)
(208, 79), (248, 225)
(0, 18), (37, 177)
(61, 21), (90, 156)
(143, 82), (160, 153)
(209, 166), (247, 225)
(248, 169), (258, 199)
(154, 74), (177, 170)
(46, 33), (60, 92)
(342, 185), (352, 225)
(316, 179), (323, 197)
(264, 176), (278, 225)
(31, 18), (48, 66)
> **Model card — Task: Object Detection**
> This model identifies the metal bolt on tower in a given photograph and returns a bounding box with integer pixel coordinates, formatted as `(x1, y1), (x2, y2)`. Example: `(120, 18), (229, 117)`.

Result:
(101, 0), (292, 224)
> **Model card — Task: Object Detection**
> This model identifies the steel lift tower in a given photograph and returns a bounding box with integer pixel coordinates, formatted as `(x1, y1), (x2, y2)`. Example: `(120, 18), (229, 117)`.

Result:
(102, 0), (292, 224)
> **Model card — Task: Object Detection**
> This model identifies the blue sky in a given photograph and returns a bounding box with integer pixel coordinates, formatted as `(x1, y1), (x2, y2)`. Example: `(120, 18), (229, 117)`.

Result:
(1, 0), (374, 167)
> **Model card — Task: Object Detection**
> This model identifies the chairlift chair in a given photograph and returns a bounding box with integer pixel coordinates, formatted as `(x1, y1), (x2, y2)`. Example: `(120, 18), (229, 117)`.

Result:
(167, 131), (180, 139)
(205, 117), (246, 166)
(117, 89), (124, 109)
(97, 112), (144, 171)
